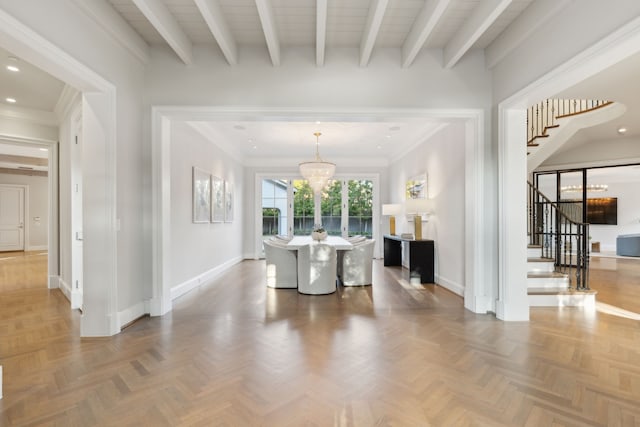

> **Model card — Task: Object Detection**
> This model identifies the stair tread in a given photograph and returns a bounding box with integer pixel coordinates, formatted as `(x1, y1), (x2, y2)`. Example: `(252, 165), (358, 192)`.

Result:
(528, 287), (597, 295)
(527, 271), (568, 279)
(528, 244), (542, 249)
(527, 257), (554, 262)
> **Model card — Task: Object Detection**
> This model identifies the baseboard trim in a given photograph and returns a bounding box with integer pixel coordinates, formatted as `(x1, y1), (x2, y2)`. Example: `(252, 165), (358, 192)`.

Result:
(58, 277), (82, 309)
(171, 256), (244, 301)
(436, 274), (464, 296)
(59, 277), (72, 302)
(117, 300), (151, 329)
(26, 245), (47, 251)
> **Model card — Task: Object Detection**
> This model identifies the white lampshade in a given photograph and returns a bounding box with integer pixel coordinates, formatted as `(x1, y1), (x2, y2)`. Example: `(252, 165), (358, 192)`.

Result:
(404, 198), (429, 214)
(382, 203), (402, 216)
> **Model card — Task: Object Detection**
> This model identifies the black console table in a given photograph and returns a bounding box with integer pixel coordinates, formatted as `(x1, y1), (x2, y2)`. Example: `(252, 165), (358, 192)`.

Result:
(383, 235), (434, 283)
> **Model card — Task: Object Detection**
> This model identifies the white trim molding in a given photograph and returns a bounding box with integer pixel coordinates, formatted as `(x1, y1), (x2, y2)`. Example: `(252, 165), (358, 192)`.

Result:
(171, 256), (244, 301)
(152, 106), (489, 318)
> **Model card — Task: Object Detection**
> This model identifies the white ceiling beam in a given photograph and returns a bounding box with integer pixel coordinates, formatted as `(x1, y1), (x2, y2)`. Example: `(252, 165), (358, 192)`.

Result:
(402, 0), (452, 68)
(443, 0), (513, 69)
(255, 0), (281, 66)
(71, 0), (149, 64)
(316, 0), (328, 66)
(485, 0), (570, 69)
(359, 0), (389, 67)
(194, 0), (238, 66)
(131, 0), (193, 65)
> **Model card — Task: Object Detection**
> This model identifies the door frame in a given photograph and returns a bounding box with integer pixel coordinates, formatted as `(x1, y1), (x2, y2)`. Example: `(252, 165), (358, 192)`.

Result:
(0, 136), (58, 287)
(0, 9), (119, 336)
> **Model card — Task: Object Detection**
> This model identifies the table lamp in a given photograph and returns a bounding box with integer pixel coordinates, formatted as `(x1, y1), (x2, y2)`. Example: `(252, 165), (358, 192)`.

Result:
(382, 203), (402, 235)
(404, 198), (429, 240)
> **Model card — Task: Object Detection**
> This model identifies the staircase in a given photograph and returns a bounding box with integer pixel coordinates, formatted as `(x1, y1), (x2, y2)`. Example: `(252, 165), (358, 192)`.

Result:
(523, 99), (616, 307)
(526, 182), (597, 307)
(526, 99), (625, 172)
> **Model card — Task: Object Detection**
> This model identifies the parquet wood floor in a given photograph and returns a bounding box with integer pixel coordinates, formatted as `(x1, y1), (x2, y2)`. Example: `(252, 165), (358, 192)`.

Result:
(1, 253), (639, 426)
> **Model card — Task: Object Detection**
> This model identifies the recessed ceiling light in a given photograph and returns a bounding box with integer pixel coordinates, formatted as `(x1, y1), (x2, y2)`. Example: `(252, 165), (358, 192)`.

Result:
(233, 125), (246, 130)
(252, 145), (257, 150)
(6, 56), (19, 72)
(377, 145), (382, 149)
(389, 126), (401, 131)
(386, 135), (391, 139)
(617, 127), (628, 134)
(6, 97), (16, 103)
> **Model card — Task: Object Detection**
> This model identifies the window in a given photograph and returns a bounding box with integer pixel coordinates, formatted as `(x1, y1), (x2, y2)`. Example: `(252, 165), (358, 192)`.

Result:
(347, 180), (373, 238)
(320, 180), (342, 236)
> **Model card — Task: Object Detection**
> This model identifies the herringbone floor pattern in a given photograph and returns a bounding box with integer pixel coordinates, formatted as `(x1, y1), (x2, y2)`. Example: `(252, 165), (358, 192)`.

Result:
(1, 252), (639, 426)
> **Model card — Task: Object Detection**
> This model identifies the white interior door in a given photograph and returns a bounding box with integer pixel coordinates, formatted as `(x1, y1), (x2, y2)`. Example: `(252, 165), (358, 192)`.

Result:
(0, 185), (25, 252)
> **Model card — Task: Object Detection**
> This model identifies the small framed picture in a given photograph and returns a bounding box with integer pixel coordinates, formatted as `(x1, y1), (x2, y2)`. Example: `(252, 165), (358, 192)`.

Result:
(192, 167), (211, 223)
(224, 181), (234, 223)
(211, 176), (225, 223)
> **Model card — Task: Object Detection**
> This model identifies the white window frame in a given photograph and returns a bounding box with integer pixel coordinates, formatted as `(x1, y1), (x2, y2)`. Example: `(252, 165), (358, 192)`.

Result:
(255, 173), (380, 257)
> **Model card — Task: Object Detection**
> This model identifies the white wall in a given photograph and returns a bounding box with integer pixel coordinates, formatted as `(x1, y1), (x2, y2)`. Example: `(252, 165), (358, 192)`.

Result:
(388, 123), (466, 295)
(492, 0), (640, 103)
(146, 46), (492, 111)
(541, 137), (640, 168)
(0, 173), (48, 249)
(0, 115), (57, 142)
(170, 122), (244, 290)
(590, 181), (640, 251)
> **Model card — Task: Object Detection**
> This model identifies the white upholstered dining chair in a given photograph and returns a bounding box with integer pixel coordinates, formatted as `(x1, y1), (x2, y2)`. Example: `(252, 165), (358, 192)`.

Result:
(297, 243), (337, 295)
(340, 239), (375, 286)
(263, 239), (297, 288)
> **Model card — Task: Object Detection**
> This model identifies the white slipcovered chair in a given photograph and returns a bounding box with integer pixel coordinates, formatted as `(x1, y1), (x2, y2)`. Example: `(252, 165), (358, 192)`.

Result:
(297, 243), (337, 295)
(340, 239), (375, 286)
(263, 239), (297, 288)
(346, 235), (367, 244)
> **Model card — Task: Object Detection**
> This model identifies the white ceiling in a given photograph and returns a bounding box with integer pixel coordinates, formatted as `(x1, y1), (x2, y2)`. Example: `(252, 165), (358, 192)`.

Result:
(550, 50), (640, 156)
(187, 118), (449, 163)
(107, 0), (535, 54)
(0, 46), (65, 111)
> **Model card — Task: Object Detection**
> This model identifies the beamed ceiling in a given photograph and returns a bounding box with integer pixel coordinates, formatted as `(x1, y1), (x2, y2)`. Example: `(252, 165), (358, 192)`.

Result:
(104, 0), (537, 67)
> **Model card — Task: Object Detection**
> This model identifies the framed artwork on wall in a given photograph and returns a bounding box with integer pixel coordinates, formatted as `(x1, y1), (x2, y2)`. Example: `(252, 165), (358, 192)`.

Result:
(192, 167), (211, 223)
(406, 173), (427, 199)
(211, 176), (225, 223)
(224, 180), (234, 223)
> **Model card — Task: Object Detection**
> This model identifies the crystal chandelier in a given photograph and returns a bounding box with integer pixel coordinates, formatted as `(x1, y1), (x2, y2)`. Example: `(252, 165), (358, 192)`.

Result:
(560, 184), (608, 193)
(299, 132), (335, 192)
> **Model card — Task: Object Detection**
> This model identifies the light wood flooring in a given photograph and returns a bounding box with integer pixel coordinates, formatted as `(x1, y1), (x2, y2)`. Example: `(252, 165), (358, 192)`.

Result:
(1, 252), (640, 426)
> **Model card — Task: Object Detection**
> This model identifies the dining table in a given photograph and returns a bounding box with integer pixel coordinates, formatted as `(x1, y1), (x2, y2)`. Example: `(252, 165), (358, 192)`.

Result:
(286, 235), (353, 251)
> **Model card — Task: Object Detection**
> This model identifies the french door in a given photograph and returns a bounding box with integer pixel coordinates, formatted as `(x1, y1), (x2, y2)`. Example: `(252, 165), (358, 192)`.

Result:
(259, 176), (377, 255)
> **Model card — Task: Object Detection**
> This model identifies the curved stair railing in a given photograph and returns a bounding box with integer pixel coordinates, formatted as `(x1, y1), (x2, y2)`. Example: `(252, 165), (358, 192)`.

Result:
(528, 181), (590, 290)
(527, 99), (612, 147)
